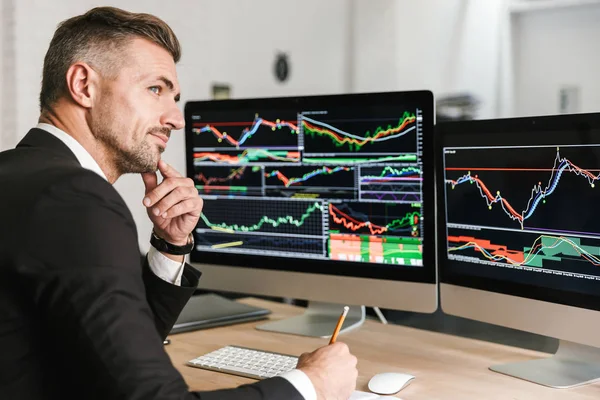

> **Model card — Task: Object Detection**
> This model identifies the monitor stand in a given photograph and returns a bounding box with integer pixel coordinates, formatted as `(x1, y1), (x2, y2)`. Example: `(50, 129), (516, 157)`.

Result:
(256, 301), (365, 338)
(490, 340), (600, 388)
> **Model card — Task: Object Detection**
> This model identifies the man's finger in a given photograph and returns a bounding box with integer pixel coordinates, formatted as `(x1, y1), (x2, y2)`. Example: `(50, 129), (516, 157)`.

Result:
(144, 177), (194, 207)
(141, 172), (158, 201)
(157, 159), (183, 179)
(150, 185), (198, 217)
(160, 198), (203, 219)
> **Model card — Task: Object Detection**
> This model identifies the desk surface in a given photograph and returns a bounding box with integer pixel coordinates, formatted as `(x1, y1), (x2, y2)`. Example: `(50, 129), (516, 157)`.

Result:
(165, 298), (600, 399)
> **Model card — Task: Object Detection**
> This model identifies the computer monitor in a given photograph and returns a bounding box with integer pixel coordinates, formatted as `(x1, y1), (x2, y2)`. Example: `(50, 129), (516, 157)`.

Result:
(184, 90), (436, 338)
(436, 112), (600, 388)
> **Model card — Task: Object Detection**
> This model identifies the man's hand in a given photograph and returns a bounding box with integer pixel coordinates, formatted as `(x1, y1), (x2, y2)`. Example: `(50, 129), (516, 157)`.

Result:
(296, 342), (358, 400)
(141, 160), (203, 247)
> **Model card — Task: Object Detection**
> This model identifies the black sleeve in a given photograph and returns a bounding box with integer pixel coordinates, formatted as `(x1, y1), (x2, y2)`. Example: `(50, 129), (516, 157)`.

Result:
(191, 377), (305, 400)
(22, 172), (304, 400)
(141, 257), (200, 338)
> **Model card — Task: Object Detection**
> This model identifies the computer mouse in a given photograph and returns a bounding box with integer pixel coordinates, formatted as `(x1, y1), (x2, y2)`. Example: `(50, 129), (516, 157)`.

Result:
(367, 372), (415, 395)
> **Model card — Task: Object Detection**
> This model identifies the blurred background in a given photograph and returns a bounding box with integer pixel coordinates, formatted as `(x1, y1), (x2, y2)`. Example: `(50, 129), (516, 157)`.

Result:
(3, 0), (600, 352)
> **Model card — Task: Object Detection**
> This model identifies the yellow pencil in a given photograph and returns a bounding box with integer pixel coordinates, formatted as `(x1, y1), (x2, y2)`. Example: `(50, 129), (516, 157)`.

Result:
(329, 306), (349, 344)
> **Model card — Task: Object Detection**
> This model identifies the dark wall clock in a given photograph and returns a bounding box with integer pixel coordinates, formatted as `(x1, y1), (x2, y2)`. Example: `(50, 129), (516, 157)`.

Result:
(274, 52), (290, 83)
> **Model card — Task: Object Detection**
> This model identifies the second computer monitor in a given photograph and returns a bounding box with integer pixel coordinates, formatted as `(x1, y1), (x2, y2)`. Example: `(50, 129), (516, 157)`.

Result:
(436, 112), (600, 388)
(185, 91), (436, 336)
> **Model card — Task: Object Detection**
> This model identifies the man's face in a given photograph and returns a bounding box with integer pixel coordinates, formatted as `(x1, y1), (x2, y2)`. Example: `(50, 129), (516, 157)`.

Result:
(89, 37), (183, 174)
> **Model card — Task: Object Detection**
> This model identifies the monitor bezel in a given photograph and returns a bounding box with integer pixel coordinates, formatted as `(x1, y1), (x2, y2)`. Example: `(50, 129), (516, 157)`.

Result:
(435, 112), (600, 312)
(185, 90), (436, 284)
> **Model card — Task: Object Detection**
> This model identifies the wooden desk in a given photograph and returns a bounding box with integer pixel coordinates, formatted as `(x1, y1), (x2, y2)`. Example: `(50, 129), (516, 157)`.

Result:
(165, 298), (600, 399)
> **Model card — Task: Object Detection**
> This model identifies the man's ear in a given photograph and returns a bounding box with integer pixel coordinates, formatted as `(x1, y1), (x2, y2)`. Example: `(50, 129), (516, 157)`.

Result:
(65, 62), (99, 109)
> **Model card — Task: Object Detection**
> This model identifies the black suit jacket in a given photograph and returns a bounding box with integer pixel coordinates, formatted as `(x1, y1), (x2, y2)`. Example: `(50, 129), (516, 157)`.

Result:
(0, 128), (303, 400)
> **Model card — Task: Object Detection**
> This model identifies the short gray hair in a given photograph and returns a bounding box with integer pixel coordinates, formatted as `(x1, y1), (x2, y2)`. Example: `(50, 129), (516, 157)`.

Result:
(39, 6), (181, 112)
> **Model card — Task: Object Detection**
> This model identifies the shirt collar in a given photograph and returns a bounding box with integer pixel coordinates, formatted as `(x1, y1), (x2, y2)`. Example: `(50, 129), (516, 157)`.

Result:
(36, 123), (109, 182)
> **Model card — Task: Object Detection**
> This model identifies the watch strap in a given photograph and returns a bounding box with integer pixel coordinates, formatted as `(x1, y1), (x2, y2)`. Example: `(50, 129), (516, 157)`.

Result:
(150, 231), (194, 255)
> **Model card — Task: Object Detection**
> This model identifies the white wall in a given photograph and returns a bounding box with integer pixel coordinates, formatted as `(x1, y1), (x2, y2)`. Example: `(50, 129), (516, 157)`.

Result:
(0, 2), (3, 152)
(9, 0), (351, 250)
(351, 0), (507, 119)
(0, 0), (17, 152)
(350, 0), (400, 93)
(513, 3), (600, 117)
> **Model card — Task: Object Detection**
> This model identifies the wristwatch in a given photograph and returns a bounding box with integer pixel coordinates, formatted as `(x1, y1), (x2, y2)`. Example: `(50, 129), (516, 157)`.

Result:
(150, 230), (194, 255)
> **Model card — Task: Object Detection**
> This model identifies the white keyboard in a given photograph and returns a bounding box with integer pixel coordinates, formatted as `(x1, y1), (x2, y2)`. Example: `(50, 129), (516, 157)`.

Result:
(187, 345), (299, 379)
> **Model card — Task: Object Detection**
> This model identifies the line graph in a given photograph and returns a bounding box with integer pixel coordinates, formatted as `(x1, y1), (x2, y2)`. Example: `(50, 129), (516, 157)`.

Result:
(445, 147), (600, 230)
(266, 166), (353, 187)
(301, 111), (418, 159)
(303, 154), (417, 164)
(302, 112), (415, 151)
(264, 165), (356, 199)
(360, 166), (421, 182)
(443, 142), (600, 284)
(193, 166), (262, 196)
(448, 232), (600, 269)
(197, 166), (248, 185)
(195, 198), (326, 257)
(194, 149), (300, 165)
(192, 114), (299, 149)
(201, 202), (322, 232)
(329, 202), (420, 236)
(360, 166), (422, 203)
(198, 198), (324, 236)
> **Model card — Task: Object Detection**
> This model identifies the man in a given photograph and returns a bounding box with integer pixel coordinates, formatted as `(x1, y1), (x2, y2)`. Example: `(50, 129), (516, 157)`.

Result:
(0, 6), (357, 400)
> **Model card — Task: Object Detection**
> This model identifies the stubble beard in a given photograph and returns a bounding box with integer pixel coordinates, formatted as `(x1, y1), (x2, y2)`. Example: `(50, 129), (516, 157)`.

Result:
(91, 117), (164, 175)
(114, 135), (162, 175)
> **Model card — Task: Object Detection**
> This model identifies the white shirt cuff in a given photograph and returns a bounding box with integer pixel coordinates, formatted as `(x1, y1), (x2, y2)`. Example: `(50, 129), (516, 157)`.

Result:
(279, 369), (317, 400)
(147, 245), (186, 286)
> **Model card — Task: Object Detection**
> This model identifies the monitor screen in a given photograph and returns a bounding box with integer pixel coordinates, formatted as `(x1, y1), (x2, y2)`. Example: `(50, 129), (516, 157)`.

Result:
(437, 113), (600, 311)
(185, 91), (434, 283)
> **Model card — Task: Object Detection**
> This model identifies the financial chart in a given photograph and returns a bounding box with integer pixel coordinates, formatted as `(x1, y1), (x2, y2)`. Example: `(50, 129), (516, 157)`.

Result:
(443, 143), (600, 282)
(189, 103), (426, 267)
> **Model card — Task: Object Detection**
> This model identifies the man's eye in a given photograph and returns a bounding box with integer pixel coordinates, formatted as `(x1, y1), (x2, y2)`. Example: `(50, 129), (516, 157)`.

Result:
(149, 86), (161, 95)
